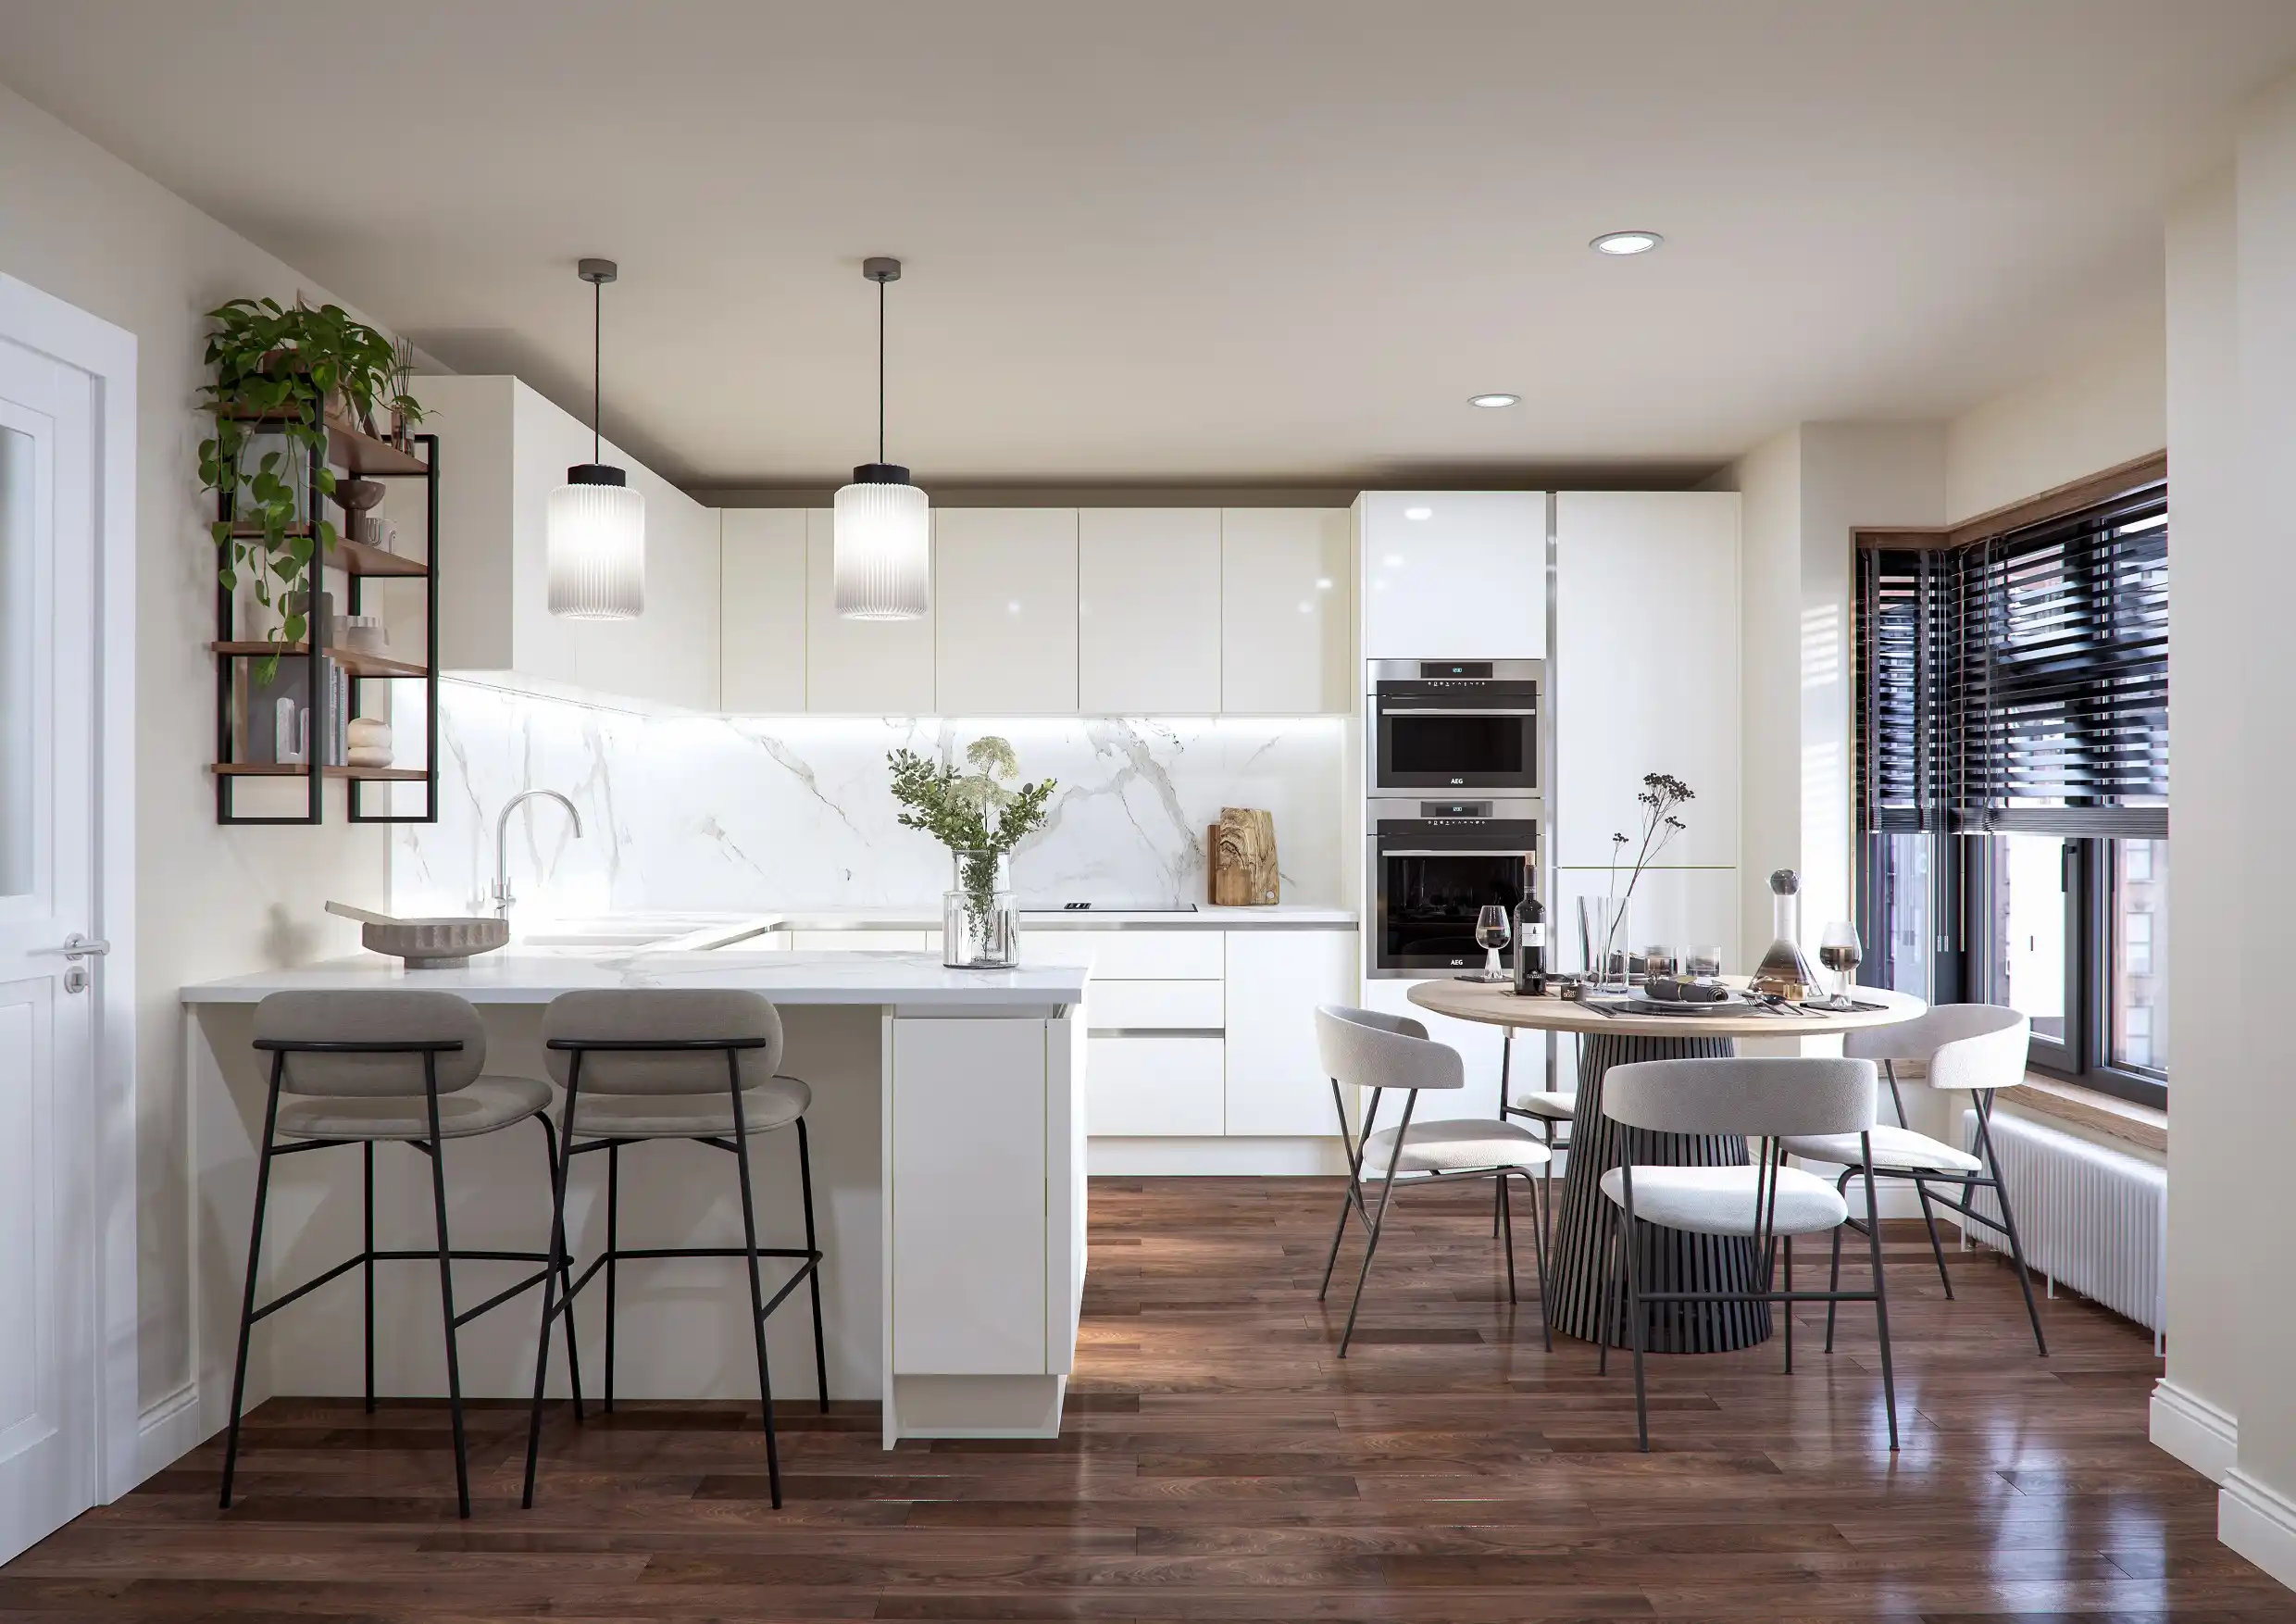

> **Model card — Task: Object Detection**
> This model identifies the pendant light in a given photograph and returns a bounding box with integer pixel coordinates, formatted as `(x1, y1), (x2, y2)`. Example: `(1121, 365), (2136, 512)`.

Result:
(833, 256), (930, 619)
(547, 257), (645, 619)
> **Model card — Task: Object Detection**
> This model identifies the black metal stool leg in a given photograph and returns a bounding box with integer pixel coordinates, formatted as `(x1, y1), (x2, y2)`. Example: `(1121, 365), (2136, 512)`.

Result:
(727, 1051), (783, 1507)
(796, 1118), (830, 1412)
(1913, 1176), (1954, 1298)
(523, 1053), (582, 1510)
(419, 1056), (473, 1518)
(538, 1115), (583, 1420)
(1858, 1141), (1900, 1450)
(362, 1139), (375, 1416)
(220, 1054), (286, 1511)
(1497, 1168), (1517, 1305)
(605, 1141), (620, 1414)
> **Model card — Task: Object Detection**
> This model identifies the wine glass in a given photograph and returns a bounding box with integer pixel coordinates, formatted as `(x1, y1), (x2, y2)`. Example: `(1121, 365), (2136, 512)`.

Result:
(1474, 905), (1511, 981)
(1818, 920), (1863, 1006)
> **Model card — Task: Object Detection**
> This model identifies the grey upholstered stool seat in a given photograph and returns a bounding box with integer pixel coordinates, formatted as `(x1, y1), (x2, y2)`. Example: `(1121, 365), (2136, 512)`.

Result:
(1781, 1123), (1981, 1174)
(1361, 1118), (1552, 1178)
(569, 1075), (811, 1139)
(278, 1075), (553, 1141)
(1507, 1089), (1577, 1122)
(222, 990), (571, 1521)
(524, 987), (827, 1517)
(1597, 1162), (1848, 1236)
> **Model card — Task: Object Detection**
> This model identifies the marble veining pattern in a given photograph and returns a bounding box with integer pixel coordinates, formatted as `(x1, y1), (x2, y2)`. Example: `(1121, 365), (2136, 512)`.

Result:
(395, 681), (1347, 919)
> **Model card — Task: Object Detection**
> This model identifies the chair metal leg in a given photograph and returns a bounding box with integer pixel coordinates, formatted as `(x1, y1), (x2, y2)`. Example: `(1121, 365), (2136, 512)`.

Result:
(1975, 1094), (2049, 1357)
(420, 1056), (473, 1518)
(523, 1054), (582, 1510)
(1317, 1081), (1374, 1301)
(1497, 1168), (1517, 1305)
(1336, 1092), (1416, 1357)
(538, 1115), (583, 1420)
(219, 1055), (286, 1511)
(362, 1139), (375, 1416)
(605, 1141), (620, 1414)
(1621, 1159), (1649, 1453)
(1913, 1177), (1954, 1299)
(1883, 1058), (1909, 1128)
(1782, 1235), (1794, 1374)
(727, 1052), (783, 1507)
(1524, 1170), (1552, 1352)
(796, 1117), (830, 1412)
(1858, 1140), (1900, 1451)
(1826, 1167), (1852, 1355)
(1493, 1033), (1512, 1238)
(1598, 1197), (1619, 1376)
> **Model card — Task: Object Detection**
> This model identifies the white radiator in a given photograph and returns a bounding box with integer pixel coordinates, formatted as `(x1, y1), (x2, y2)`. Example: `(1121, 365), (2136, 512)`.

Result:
(1961, 1106), (2166, 1335)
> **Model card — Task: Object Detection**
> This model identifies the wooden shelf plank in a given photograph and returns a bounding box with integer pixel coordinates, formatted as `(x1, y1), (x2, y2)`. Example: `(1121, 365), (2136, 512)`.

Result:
(211, 763), (430, 781)
(224, 529), (429, 578)
(210, 642), (427, 679)
(216, 411), (430, 477)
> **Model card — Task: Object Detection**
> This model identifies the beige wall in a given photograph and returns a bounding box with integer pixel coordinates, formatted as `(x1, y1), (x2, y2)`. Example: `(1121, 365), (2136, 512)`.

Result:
(0, 84), (392, 1415)
(1943, 330), (2166, 525)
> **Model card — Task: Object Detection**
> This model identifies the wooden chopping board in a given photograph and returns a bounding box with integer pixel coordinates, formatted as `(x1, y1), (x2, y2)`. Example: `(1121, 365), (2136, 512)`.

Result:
(1207, 807), (1279, 906)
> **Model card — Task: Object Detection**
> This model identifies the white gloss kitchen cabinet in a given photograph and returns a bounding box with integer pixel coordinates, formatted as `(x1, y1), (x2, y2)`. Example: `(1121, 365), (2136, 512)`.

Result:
(1223, 929), (1358, 1134)
(933, 508), (1080, 713)
(1358, 491), (1546, 661)
(1220, 508), (1353, 714)
(1079, 508), (1224, 713)
(719, 508), (808, 711)
(422, 375), (724, 710)
(807, 510), (937, 713)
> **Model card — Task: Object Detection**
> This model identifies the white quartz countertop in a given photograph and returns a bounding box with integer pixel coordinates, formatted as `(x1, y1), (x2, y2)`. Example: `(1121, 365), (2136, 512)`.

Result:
(181, 950), (1090, 1007)
(767, 905), (1357, 931)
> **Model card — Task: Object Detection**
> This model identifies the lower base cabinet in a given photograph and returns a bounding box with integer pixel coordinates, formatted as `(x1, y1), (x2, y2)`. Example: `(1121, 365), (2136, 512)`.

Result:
(1087, 1035), (1224, 1135)
(1223, 930), (1358, 1134)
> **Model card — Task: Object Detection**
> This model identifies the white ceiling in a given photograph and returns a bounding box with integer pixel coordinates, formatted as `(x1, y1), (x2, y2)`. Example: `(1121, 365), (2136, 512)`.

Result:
(5, 1), (2291, 490)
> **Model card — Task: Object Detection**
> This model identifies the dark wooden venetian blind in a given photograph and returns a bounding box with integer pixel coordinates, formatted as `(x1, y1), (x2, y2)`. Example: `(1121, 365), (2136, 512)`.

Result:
(1856, 547), (1942, 832)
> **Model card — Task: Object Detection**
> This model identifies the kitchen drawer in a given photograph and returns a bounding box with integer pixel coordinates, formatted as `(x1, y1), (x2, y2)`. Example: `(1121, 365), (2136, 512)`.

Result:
(786, 930), (933, 953)
(1027, 930), (1223, 980)
(1087, 1036), (1224, 1136)
(1084, 979), (1225, 1031)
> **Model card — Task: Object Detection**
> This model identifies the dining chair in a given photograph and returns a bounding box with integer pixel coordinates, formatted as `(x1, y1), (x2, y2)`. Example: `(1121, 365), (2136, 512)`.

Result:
(1597, 1055), (1897, 1452)
(1314, 1005), (1552, 1357)
(1779, 1003), (2047, 1356)
(1495, 1027), (1573, 1245)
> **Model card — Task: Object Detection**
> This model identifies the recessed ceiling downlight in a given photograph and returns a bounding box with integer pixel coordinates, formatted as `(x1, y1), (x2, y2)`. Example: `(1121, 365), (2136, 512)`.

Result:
(1591, 230), (1663, 256)
(1468, 393), (1520, 409)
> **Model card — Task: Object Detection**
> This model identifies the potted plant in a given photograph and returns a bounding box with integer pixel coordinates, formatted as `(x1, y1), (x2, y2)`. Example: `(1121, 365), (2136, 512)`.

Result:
(888, 739), (1055, 968)
(196, 296), (425, 674)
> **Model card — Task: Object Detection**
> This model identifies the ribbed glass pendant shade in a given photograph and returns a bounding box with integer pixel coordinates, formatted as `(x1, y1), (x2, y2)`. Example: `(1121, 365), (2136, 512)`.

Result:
(833, 464), (930, 619)
(547, 466), (646, 619)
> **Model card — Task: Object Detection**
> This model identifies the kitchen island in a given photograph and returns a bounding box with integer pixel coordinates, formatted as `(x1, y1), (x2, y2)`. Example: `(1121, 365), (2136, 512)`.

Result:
(181, 950), (1087, 1448)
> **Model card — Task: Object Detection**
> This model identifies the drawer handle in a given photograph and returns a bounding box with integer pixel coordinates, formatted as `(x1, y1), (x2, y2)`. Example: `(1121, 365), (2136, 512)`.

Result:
(1088, 1028), (1226, 1039)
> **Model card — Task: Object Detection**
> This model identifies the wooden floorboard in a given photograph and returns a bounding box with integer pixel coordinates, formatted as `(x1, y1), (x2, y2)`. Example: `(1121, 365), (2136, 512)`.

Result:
(11, 1177), (2290, 1621)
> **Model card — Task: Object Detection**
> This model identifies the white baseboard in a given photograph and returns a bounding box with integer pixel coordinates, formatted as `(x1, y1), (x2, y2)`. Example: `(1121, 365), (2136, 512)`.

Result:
(2152, 1380), (2239, 1484)
(133, 1380), (203, 1487)
(2222, 1468), (2296, 1595)
(1088, 1137), (1349, 1176)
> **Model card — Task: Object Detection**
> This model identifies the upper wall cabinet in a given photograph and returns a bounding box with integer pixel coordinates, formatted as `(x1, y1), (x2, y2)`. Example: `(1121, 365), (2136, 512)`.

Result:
(1079, 508), (1221, 713)
(1554, 491), (1741, 868)
(424, 375), (723, 710)
(719, 509), (807, 712)
(934, 509), (1079, 713)
(1220, 508), (1352, 714)
(1358, 491), (1546, 663)
(805, 509), (936, 713)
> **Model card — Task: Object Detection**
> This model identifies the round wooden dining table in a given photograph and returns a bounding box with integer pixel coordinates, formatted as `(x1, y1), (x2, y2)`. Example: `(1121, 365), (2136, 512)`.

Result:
(1405, 979), (1927, 1352)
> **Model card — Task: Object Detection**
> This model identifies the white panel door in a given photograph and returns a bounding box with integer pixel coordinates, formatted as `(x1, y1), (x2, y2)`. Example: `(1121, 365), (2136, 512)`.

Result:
(0, 331), (100, 1561)
(1078, 508), (1221, 712)
(1219, 508), (1351, 713)
(718, 509), (807, 712)
(1224, 930), (1356, 1134)
(1554, 492), (1741, 868)
(932, 509), (1079, 713)
(805, 509), (936, 713)
(1358, 492), (1546, 661)
(1086, 1036), (1224, 1135)
(1553, 868), (1741, 977)
(891, 1018), (1047, 1374)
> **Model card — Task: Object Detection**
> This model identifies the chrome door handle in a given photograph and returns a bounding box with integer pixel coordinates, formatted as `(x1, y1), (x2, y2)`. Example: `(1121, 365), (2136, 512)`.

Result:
(39, 934), (110, 959)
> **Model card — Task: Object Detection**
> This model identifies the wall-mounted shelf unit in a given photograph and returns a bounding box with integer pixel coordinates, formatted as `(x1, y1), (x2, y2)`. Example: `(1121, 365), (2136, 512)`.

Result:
(211, 419), (439, 825)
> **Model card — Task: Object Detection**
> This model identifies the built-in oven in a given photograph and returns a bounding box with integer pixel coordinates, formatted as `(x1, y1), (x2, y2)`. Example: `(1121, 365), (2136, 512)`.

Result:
(1369, 659), (1542, 795)
(1367, 796), (1541, 978)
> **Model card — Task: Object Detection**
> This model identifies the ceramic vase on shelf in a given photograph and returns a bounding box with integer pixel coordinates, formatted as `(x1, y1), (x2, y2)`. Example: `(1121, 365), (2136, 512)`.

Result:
(943, 848), (1018, 969)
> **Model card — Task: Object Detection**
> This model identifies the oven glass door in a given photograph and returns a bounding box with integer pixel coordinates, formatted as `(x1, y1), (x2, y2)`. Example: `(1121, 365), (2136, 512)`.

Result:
(1377, 846), (1532, 973)
(1375, 696), (1538, 793)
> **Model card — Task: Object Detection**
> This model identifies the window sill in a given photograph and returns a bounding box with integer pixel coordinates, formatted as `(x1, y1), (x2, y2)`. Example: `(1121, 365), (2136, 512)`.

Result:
(1999, 1073), (2166, 1153)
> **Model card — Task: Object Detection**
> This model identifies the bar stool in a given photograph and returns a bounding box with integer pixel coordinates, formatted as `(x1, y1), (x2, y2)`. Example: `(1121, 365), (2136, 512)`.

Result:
(1496, 1027), (1574, 1243)
(220, 991), (574, 1518)
(521, 988), (826, 1512)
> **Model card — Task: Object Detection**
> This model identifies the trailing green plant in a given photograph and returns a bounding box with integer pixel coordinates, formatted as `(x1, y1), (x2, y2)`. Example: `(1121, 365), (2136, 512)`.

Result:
(888, 739), (1056, 927)
(196, 297), (425, 674)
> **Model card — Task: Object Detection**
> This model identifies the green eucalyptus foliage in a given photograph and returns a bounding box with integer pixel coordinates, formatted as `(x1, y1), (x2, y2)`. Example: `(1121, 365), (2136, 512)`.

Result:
(888, 740), (1057, 926)
(196, 297), (425, 677)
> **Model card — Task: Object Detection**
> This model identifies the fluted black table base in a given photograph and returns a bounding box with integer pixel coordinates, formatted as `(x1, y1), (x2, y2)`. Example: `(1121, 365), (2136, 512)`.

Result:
(1547, 1032), (1774, 1353)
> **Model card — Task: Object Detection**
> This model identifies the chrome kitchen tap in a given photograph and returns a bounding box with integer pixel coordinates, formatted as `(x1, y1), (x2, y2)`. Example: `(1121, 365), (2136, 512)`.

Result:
(492, 790), (584, 918)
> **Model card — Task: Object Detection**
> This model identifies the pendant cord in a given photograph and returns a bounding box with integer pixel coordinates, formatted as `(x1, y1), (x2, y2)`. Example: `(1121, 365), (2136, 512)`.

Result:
(877, 274), (887, 465)
(592, 275), (603, 465)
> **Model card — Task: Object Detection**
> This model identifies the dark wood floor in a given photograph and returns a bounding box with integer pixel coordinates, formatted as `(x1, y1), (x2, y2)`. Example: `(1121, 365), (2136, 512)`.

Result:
(7, 1177), (2289, 1621)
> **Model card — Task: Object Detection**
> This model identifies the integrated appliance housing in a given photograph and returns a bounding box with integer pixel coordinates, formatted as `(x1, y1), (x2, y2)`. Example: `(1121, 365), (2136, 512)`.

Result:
(1369, 658), (1543, 795)
(1366, 795), (1541, 978)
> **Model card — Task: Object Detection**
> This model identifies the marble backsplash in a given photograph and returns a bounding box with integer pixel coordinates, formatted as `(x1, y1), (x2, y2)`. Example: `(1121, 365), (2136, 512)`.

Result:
(393, 681), (1350, 918)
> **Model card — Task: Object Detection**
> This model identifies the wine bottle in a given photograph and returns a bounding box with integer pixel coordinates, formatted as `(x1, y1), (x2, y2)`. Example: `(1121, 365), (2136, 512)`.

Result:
(1512, 858), (1547, 995)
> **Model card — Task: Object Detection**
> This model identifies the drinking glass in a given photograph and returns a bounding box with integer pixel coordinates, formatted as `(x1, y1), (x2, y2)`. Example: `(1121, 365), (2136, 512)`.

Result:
(1473, 905), (1511, 981)
(1642, 944), (1678, 982)
(1687, 943), (1723, 981)
(1818, 920), (1863, 1006)
(1578, 896), (1626, 992)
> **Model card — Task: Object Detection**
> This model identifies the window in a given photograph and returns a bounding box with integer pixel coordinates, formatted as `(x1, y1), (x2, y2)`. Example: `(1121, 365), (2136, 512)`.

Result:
(1857, 483), (2167, 1106)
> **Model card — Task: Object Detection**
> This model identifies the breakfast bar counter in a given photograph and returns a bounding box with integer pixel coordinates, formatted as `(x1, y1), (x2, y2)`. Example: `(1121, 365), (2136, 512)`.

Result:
(182, 951), (1089, 1448)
